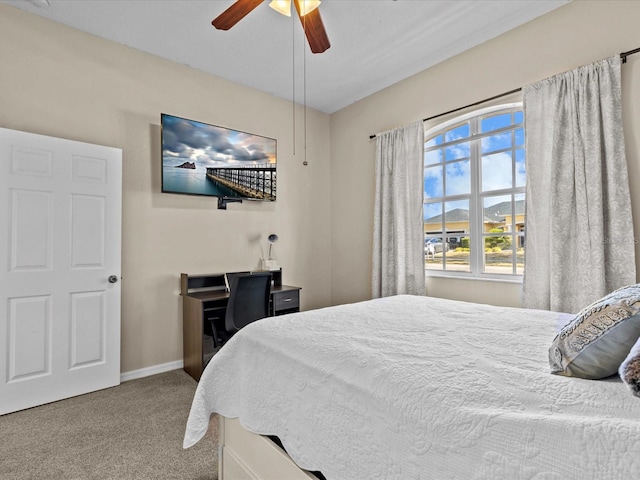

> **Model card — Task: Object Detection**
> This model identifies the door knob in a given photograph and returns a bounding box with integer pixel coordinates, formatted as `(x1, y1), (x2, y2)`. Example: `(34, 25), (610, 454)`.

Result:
(108, 275), (119, 284)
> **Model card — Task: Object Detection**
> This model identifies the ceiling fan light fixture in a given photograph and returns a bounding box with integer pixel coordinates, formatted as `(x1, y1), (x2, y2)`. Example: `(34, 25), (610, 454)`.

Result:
(299, 0), (321, 16)
(269, 0), (292, 17)
(269, 0), (321, 17)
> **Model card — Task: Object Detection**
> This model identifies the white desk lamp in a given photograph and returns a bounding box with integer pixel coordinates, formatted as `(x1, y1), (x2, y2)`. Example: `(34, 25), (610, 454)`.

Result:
(261, 233), (280, 271)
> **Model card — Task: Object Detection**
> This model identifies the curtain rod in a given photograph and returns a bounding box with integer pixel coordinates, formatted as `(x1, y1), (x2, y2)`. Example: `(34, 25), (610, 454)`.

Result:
(621, 46), (640, 63)
(369, 47), (640, 140)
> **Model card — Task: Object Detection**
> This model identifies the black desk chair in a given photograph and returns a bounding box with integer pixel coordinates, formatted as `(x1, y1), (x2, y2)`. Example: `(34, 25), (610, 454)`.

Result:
(211, 272), (272, 347)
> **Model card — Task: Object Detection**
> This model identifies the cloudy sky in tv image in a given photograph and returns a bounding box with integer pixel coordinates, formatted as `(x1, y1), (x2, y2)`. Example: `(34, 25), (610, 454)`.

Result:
(162, 115), (276, 169)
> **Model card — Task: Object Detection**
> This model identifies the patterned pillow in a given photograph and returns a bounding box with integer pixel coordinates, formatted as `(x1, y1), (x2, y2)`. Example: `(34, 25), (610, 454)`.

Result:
(549, 284), (640, 379)
(619, 336), (640, 398)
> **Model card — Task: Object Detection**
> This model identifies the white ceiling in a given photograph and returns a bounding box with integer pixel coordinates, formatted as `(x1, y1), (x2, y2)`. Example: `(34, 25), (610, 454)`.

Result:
(3, 0), (570, 114)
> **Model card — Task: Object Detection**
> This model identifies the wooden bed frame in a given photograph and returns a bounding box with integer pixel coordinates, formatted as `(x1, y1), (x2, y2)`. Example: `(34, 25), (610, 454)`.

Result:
(218, 415), (320, 480)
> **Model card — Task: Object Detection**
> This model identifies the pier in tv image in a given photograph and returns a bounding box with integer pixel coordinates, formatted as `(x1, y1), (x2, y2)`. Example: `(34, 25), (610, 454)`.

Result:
(161, 113), (277, 201)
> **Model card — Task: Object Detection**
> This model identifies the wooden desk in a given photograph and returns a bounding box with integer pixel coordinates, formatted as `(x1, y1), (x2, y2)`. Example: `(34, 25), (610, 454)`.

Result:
(180, 271), (301, 381)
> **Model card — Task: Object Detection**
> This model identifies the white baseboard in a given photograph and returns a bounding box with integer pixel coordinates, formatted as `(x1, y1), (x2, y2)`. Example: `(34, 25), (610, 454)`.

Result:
(120, 359), (184, 383)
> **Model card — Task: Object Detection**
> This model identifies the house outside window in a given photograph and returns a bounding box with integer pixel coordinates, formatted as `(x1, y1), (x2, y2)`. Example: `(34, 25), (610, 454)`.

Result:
(423, 104), (525, 279)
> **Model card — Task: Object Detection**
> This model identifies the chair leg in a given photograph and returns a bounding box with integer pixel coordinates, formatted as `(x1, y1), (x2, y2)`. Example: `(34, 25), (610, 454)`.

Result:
(210, 320), (220, 348)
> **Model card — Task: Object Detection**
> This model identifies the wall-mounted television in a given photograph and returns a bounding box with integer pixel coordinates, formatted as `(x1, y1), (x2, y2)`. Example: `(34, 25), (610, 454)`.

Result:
(161, 113), (277, 202)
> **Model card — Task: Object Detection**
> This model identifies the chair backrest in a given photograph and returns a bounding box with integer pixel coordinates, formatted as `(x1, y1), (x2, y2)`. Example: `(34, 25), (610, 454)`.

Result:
(225, 273), (272, 332)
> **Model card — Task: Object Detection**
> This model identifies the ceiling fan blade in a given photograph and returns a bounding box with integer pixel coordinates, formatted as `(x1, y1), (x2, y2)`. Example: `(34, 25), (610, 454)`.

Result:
(293, 0), (331, 54)
(212, 0), (264, 30)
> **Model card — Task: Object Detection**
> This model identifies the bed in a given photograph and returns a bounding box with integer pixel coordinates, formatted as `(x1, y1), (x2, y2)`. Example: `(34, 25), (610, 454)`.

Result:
(183, 294), (640, 479)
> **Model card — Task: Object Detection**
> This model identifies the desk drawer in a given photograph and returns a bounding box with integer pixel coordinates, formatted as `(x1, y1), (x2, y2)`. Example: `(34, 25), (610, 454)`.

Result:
(273, 290), (299, 313)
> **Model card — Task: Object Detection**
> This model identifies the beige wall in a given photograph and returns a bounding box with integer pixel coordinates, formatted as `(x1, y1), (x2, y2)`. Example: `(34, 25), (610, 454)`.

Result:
(330, 0), (640, 308)
(3, 1), (640, 373)
(0, 4), (332, 373)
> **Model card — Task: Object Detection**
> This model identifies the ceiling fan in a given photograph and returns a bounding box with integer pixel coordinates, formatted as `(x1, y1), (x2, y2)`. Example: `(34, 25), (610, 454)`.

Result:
(212, 0), (331, 54)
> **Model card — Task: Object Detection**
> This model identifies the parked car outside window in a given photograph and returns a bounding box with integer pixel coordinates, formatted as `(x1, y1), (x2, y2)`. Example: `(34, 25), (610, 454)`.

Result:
(425, 237), (449, 254)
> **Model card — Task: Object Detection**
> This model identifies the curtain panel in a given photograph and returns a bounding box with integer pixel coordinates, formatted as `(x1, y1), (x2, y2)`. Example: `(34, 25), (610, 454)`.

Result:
(372, 121), (425, 298)
(523, 56), (636, 313)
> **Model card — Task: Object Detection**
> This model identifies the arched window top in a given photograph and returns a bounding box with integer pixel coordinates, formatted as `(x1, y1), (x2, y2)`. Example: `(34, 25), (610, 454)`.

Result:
(425, 102), (522, 139)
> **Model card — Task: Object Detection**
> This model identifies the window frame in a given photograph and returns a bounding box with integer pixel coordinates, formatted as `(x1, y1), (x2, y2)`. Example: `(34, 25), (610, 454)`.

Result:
(423, 103), (525, 281)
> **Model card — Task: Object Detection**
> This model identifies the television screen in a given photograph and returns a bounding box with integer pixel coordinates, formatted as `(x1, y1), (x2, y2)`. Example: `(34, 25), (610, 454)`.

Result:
(161, 113), (277, 201)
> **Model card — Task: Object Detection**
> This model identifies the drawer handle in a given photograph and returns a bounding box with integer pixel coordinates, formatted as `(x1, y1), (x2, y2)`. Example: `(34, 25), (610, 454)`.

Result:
(281, 298), (292, 302)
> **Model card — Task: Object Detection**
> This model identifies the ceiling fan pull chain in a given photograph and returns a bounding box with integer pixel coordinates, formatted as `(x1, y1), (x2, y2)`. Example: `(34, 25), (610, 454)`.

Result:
(292, 12), (296, 157)
(302, 10), (308, 166)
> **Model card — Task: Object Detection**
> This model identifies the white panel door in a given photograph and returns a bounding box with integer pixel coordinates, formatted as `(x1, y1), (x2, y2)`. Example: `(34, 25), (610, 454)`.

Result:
(0, 127), (122, 415)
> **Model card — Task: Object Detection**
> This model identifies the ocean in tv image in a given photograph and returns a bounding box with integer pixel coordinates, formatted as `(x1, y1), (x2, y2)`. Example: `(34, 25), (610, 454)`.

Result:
(162, 167), (243, 197)
(161, 114), (277, 200)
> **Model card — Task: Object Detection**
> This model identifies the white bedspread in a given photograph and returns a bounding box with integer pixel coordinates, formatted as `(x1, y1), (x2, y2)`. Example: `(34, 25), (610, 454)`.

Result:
(184, 295), (640, 479)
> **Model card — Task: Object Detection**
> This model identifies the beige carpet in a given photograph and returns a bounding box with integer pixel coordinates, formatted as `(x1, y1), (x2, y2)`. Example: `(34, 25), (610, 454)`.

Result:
(0, 369), (218, 480)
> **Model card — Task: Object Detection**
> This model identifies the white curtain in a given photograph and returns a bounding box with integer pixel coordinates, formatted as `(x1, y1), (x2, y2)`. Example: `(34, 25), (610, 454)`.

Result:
(372, 121), (425, 298)
(523, 56), (636, 313)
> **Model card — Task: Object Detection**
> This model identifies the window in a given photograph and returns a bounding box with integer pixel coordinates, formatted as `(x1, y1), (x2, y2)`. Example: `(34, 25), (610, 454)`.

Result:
(423, 104), (525, 278)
